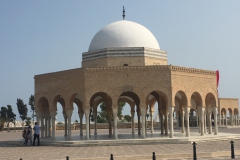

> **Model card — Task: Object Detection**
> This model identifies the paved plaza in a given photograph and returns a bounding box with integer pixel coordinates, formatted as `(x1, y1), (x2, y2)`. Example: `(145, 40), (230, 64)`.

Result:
(1, 127), (240, 160)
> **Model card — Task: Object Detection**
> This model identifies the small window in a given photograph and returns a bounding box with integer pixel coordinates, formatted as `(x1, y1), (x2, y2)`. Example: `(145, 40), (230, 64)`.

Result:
(123, 64), (128, 66)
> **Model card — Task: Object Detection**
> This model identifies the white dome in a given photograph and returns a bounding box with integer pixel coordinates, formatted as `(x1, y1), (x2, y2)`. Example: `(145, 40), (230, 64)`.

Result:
(88, 20), (160, 52)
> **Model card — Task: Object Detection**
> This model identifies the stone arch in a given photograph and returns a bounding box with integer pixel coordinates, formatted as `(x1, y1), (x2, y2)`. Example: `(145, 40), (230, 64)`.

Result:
(118, 91), (140, 108)
(205, 93), (217, 108)
(203, 88), (218, 107)
(142, 84), (171, 107)
(145, 90), (168, 115)
(118, 97), (136, 112)
(172, 84), (189, 106)
(221, 108), (227, 115)
(234, 108), (238, 115)
(69, 93), (84, 114)
(37, 97), (50, 113)
(90, 92), (112, 109)
(85, 85), (117, 109)
(51, 95), (66, 114)
(115, 85), (144, 107)
(191, 91), (203, 108)
(174, 90), (188, 107)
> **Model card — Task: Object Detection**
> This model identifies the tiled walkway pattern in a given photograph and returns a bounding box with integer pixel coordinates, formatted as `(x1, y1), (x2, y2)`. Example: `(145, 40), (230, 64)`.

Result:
(0, 127), (240, 160)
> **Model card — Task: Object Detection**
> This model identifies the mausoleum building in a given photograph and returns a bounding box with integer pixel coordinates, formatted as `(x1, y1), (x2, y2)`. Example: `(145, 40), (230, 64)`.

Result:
(34, 14), (239, 141)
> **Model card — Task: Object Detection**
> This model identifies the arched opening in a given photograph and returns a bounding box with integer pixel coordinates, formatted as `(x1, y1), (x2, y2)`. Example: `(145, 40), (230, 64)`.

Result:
(174, 90), (190, 136)
(53, 95), (66, 136)
(69, 93), (84, 137)
(146, 91), (168, 136)
(38, 97), (50, 138)
(228, 108), (233, 126)
(90, 92), (113, 138)
(205, 93), (217, 133)
(117, 91), (140, 135)
(175, 91), (187, 128)
(221, 108), (227, 126)
(190, 92), (202, 127)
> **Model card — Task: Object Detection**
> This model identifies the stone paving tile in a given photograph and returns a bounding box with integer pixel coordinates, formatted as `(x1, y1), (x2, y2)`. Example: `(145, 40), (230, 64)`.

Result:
(0, 127), (240, 159)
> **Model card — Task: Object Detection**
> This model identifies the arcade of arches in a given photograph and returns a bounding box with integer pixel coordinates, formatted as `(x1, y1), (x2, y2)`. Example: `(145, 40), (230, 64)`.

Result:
(34, 65), (240, 141)
(34, 19), (239, 141)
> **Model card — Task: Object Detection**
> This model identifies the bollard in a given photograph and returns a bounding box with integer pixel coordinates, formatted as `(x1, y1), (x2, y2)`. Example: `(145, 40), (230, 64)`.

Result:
(192, 142), (197, 160)
(230, 141), (235, 159)
(152, 152), (156, 160)
(20, 159), (23, 160)
(110, 154), (114, 160)
(66, 156), (69, 160)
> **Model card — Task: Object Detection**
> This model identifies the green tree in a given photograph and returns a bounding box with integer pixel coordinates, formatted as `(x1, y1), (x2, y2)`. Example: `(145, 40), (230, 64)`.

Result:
(6, 105), (16, 131)
(0, 105), (16, 131)
(124, 115), (131, 122)
(17, 98), (28, 128)
(97, 102), (126, 123)
(97, 115), (107, 123)
(29, 95), (35, 124)
(25, 117), (32, 126)
(0, 106), (7, 131)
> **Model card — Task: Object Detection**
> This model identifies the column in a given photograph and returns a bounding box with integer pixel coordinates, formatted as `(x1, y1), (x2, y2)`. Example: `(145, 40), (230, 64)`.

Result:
(93, 108), (97, 135)
(198, 107), (205, 136)
(63, 113), (67, 137)
(112, 108), (118, 139)
(78, 112), (83, 136)
(213, 107), (218, 135)
(237, 116), (239, 126)
(89, 109), (92, 136)
(164, 113), (169, 135)
(50, 111), (56, 140)
(235, 115), (237, 126)
(204, 111), (207, 134)
(221, 114), (224, 127)
(35, 112), (40, 127)
(84, 108), (90, 140)
(48, 116), (51, 137)
(108, 111), (112, 137)
(145, 115), (147, 135)
(180, 110), (185, 133)
(40, 114), (44, 138)
(160, 112), (164, 135)
(196, 114), (199, 127)
(184, 107), (190, 137)
(140, 107), (146, 139)
(168, 106), (174, 138)
(137, 109), (141, 135)
(207, 108), (212, 134)
(44, 116), (48, 137)
(176, 110), (180, 127)
(66, 110), (73, 140)
(150, 110), (154, 134)
(131, 111), (135, 134)
(225, 115), (228, 127)
(219, 114), (222, 127)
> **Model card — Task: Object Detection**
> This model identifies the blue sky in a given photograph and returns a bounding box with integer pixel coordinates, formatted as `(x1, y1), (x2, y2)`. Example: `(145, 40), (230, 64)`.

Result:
(1, 1), (240, 122)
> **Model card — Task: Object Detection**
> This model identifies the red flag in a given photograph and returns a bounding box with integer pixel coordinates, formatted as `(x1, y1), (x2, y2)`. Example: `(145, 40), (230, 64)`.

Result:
(216, 70), (220, 87)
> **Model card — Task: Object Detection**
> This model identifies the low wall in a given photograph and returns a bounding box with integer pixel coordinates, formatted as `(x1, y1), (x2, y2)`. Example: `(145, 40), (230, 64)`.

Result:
(56, 122), (163, 130)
